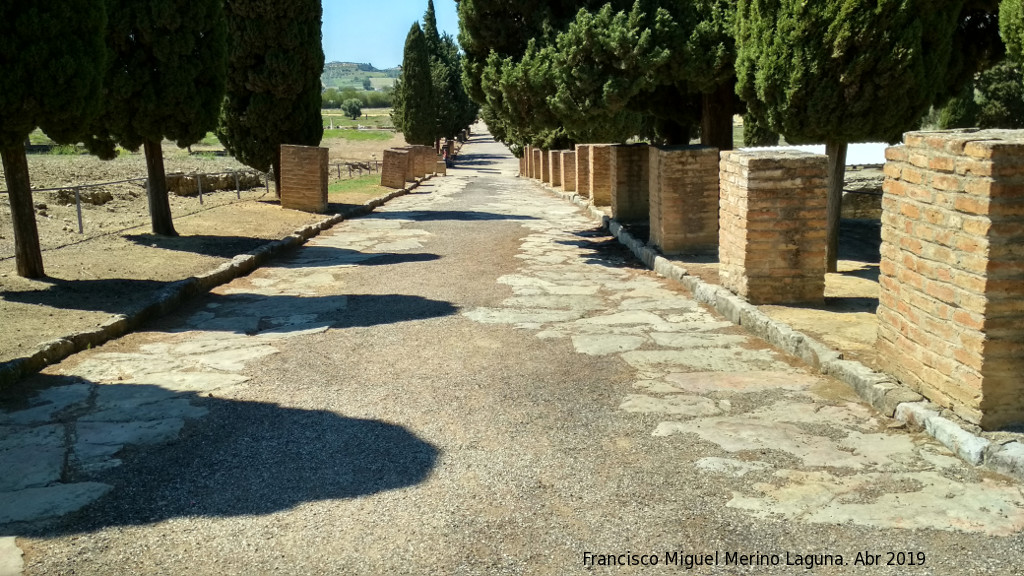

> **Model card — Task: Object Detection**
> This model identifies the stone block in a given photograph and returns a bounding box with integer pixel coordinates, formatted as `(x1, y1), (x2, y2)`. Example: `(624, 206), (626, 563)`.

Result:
(877, 129), (1024, 429)
(549, 150), (563, 188)
(610, 144), (650, 222)
(576, 145), (592, 197)
(718, 149), (828, 305)
(540, 150), (551, 184)
(589, 144), (614, 206)
(561, 151), (577, 192)
(279, 145), (328, 213)
(381, 148), (409, 189)
(649, 146), (720, 255)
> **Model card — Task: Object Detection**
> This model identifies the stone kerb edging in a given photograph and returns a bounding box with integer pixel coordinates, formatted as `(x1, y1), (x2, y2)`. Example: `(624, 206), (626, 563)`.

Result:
(543, 185), (1024, 482)
(0, 176), (433, 389)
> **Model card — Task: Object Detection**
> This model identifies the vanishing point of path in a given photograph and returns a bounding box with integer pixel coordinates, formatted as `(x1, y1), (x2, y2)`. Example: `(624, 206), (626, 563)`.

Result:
(3, 129), (1024, 574)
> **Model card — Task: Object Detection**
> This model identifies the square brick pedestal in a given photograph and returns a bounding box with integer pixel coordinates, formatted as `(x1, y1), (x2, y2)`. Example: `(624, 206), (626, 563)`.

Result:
(533, 149), (543, 180)
(589, 144), (613, 206)
(549, 150), (563, 187)
(719, 150), (828, 305)
(576, 145), (592, 197)
(610, 144), (650, 222)
(649, 146), (720, 255)
(876, 129), (1024, 429)
(561, 151), (577, 192)
(382, 148), (409, 189)
(280, 145), (328, 213)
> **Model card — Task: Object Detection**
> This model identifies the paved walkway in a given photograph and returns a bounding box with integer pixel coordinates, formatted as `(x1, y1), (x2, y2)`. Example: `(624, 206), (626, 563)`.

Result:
(1, 130), (1023, 574)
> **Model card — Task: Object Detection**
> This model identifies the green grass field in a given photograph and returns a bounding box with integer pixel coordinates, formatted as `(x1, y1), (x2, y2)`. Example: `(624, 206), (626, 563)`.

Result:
(328, 174), (382, 194)
(322, 129), (393, 142)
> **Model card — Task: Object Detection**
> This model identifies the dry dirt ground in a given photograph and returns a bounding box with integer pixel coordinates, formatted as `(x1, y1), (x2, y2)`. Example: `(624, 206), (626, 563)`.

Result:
(0, 142), (398, 364)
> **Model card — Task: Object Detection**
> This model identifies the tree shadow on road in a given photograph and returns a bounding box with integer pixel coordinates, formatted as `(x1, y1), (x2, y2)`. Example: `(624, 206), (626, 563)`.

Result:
(124, 234), (273, 259)
(2, 375), (439, 537)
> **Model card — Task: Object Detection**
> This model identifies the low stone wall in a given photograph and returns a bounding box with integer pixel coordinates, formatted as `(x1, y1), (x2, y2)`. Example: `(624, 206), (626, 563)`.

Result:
(549, 150), (563, 188)
(876, 129), (1024, 429)
(589, 144), (613, 206)
(576, 145), (592, 197)
(561, 151), (577, 193)
(279, 145), (328, 213)
(610, 144), (650, 222)
(381, 148), (410, 189)
(719, 149), (828, 305)
(649, 146), (720, 255)
(167, 172), (262, 197)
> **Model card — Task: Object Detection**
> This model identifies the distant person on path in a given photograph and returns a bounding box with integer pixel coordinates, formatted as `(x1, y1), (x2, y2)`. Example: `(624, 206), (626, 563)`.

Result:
(443, 146), (451, 168)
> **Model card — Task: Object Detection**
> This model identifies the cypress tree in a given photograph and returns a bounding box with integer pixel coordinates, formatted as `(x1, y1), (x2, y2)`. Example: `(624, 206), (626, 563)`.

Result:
(396, 23), (437, 146)
(218, 0), (325, 191)
(86, 0), (227, 237)
(736, 0), (966, 272)
(0, 1), (107, 278)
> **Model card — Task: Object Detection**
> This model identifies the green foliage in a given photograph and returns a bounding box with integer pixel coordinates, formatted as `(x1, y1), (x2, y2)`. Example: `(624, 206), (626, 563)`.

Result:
(936, 59), (1024, 129)
(735, 0), (965, 145)
(741, 112), (779, 147)
(322, 129), (392, 141)
(218, 0), (324, 174)
(84, 0), (227, 159)
(1003, 0), (1024, 63)
(321, 61), (399, 90)
(342, 99), (363, 120)
(395, 23), (436, 146)
(363, 78), (374, 91)
(938, 84), (980, 128)
(0, 1), (108, 148)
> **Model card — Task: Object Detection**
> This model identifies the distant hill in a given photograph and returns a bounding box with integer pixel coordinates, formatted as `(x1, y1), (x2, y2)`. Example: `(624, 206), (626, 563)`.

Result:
(322, 61), (400, 91)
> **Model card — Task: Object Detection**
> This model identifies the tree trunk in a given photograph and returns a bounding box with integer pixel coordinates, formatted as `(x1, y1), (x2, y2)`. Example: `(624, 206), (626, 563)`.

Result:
(701, 83), (735, 152)
(272, 148), (282, 198)
(143, 139), (177, 236)
(825, 140), (848, 274)
(1, 143), (45, 278)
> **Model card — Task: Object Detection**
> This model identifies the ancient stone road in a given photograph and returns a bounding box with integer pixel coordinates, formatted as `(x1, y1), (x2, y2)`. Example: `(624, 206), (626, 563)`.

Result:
(2, 129), (1024, 574)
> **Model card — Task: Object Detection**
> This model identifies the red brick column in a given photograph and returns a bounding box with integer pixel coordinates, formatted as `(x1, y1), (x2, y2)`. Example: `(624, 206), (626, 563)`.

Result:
(876, 129), (1024, 429)
(649, 146), (720, 255)
(524, 145), (532, 177)
(540, 150), (551, 184)
(533, 149), (543, 180)
(381, 148), (409, 189)
(610, 144), (650, 222)
(549, 150), (563, 187)
(280, 145), (328, 213)
(414, 146), (433, 177)
(719, 150), (828, 305)
(576, 145), (592, 197)
(561, 151), (577, 192)
(589, 144), (613, 206)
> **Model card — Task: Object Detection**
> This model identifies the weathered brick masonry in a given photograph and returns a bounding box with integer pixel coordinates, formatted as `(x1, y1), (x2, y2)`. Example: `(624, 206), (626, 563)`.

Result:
(649, 146), (720, 255)
(610, 144), (650, 222)
(576, 145), (592, 197)
(876, 129), (1024, 429)
(280, 145), (329, 214)
(541, 150), (551, 184)
(561, 151), (577, 193)
(414, 146), (434, 178)
(589, 144), (613, 206)
(549, 150), (563, 188)
(381, 148), (410, 189)
(436, 160), (447, 177)
(533, 149), (543, 180)
(719, 150), (828, 305)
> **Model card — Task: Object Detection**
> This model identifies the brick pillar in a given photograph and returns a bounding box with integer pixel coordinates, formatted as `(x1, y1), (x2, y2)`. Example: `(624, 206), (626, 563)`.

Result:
(279, 145), (328, 213)
(381, 148), (409, 189)
(610, 144), (650, 222)
(533, 149), (543, 180)
(589, 144), (614, 206)
(576, 145), (592, 197)
(649, 146), (720, 255)
(549, 150), (562, 188)
(415, 146), (433, 177)
(524, 145), (532, 177)
(436, 160), (447, 176)
(540, 150), (551, 183)
(561, 151), (577, 192)
(719, 150), (828, 305)
(876, 129), (1024, 429)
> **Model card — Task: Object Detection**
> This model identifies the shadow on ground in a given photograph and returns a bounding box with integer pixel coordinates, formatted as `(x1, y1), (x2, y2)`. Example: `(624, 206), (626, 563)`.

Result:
(367, 210), (537, 222)
(3, 376), (438, 537)
(125, 234), (271, 259)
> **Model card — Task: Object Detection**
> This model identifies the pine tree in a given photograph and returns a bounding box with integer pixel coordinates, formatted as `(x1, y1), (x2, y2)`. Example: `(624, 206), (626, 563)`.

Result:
(218, 0), (325, 190)
(396, 23), (436, 146)
(736, 0), (967, 272)
(86, 0), (227, 237)
(0, 1), (108, 278)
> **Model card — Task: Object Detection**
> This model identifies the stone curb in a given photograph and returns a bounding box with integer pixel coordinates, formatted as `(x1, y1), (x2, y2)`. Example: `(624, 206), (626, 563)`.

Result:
(542, 184), (1024, 482)
(0, 177), (430, 390)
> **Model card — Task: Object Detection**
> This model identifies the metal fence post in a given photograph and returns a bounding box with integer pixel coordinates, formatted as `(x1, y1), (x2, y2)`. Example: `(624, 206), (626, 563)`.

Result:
(74, 187), (84, 234)
(234, 170), (241, 199)
(197, 174), (204, 205)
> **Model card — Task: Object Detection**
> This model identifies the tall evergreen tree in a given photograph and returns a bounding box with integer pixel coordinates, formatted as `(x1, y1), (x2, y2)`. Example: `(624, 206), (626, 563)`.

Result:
(0, 1), (107, 278)
(396, 23), (437, 146)
(218, 0), (324, 191)
(736, 0), (968, 272)
(86, 0), (227, 237)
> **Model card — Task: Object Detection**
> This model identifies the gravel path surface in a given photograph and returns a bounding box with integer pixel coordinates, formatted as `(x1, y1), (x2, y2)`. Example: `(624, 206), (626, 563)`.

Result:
(5, 130), (1024, 574)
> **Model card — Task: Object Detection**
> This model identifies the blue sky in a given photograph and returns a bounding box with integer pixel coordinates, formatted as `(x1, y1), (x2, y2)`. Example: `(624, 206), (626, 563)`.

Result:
(322, 0), (460, 69)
